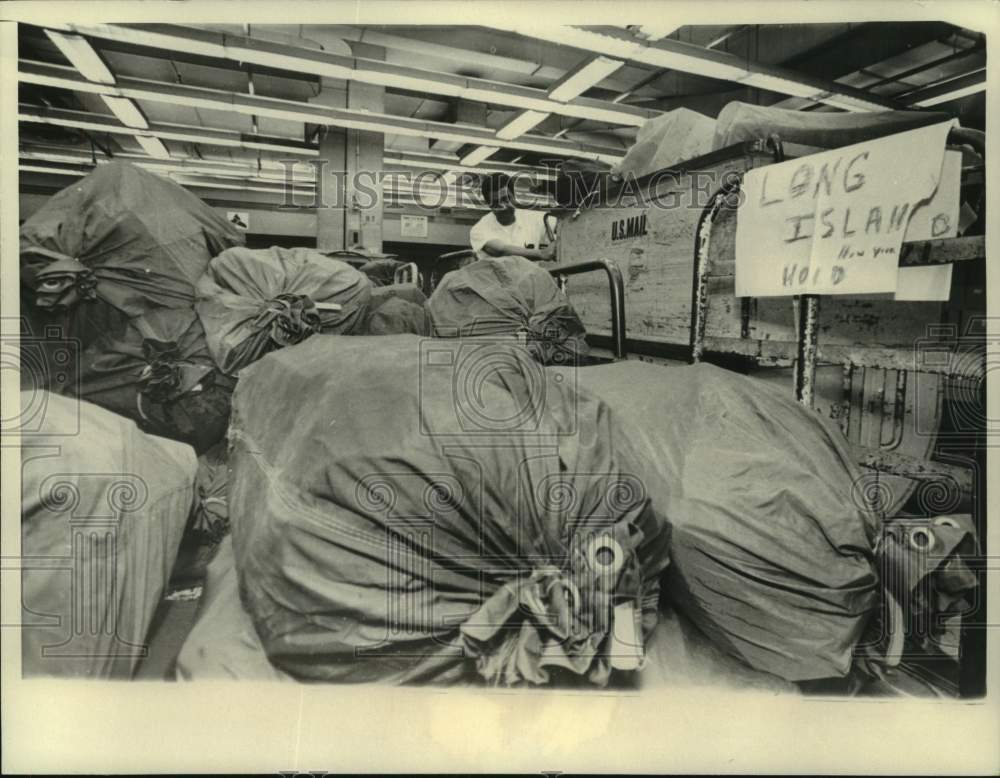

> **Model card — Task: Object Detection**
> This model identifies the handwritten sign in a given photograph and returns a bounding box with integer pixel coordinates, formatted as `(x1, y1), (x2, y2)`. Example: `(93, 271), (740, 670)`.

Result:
(896, 150), (961, 301)
(735, 121), (954, 297)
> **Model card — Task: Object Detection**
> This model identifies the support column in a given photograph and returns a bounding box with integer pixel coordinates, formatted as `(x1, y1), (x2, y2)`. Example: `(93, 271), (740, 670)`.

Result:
(312, 42), (386, 253)
(316, 111), (347, 251)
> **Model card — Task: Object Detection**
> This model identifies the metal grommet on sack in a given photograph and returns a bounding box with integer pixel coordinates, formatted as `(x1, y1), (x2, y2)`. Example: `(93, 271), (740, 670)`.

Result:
(909, 527), (936, 553)
(586, 533), (625, 580)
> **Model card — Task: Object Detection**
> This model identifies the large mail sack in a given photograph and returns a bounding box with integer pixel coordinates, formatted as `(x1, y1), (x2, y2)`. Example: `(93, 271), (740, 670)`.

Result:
(613, 108), (717, 179)
(21, 393), (196, 679)
(70, 307), (234, 452)
(229, 335), (670, 685)
(712, 101), (954, 151)
(20, 161), (244, 317)
(19, 162), (243, 449)
(358, 257), (405, 287)
(196, 246), (372, 374)
(427, 256), (589, 365)
(362, 283), (430, 336)
(551, 361), (881, 682)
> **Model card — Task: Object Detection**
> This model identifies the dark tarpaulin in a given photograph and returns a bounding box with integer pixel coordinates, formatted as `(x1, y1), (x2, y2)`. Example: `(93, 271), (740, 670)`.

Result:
(550, 361), (881, 682)
(190, 440), (231, 544)
(18, 162), (243, 450)
(20, 161), (244, 316)
(228, 334), (669, 685)
(363, 283), (430, 336)
(358, 258), (405, 287)
(427, 255), (589, 365)
(195, 246), (372, 374)
(70, 307), (234, 453)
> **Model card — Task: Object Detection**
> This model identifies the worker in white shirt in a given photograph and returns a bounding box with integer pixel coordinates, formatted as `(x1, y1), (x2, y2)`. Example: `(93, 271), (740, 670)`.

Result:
(469, 173), (555, 262)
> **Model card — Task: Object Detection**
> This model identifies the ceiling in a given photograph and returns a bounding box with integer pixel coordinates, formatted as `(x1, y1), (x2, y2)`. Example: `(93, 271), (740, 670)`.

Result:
(17, 22), (987, 210)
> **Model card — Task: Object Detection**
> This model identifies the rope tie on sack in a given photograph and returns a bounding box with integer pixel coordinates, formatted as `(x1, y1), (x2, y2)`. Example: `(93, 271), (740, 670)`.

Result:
(135, 340), (213, 421)
(252, 293), (324, 347)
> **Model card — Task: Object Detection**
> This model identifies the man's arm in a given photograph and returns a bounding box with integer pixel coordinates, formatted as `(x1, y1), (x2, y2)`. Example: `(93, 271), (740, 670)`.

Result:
(480, 240), (555, 261)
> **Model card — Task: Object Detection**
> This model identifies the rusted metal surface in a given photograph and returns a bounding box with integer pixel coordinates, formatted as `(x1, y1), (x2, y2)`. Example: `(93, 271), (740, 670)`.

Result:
(839, 363), (853, 437)
(554, 135), (982, 516)
(854, 446), (974, 497)
(705, 336), (983, 378)
(793, 295), (821, 406)
(690, 178), (742, 363)
(898, 235), (985, 267)
(707, 235), (984, 279)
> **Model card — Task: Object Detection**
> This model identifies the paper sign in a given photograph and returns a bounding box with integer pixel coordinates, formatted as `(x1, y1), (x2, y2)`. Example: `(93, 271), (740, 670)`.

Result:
(735, 121), (954, 297)
(400, 214), (429, 238)
(895, 150), (961, 301)
(226, 211), (249, 231)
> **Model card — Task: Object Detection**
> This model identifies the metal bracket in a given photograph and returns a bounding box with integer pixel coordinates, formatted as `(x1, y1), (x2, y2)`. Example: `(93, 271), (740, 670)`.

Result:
(550, 259), (627, 360)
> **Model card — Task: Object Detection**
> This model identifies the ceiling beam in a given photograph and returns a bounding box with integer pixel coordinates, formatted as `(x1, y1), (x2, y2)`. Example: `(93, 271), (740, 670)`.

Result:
(338, 25), (639, 93)
(769, 22), (974, 110)
(19, 103), (559, 178)
(19, 103), (319, 155)
(36, 23), (655, 128)
(44, 30), (170, 159)
(901, 69), (986, 107)
(463, 54), (626, 166)
(18, 155), (552, 211)
(483, 25), (902, 111)
(19, 59), (626, 164)
(779, 22), (958, 81)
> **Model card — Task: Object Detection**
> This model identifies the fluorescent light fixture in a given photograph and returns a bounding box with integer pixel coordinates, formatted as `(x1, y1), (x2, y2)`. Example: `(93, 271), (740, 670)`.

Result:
(817, 93), (887, 112)
(739, 73), (820, 99)
(549, 56), (625, 102)
(495, 111), (549, 141)
(45, 30), (115, 84)
(65, 23), (222, 58)
(634, 25), (678, 41)
(510, 25), (644, 59)
(19, 163), (80, 177)
(460, 146), (500, 166)
(734, 74), (882, 112)
(135, 135), (171, 159)
(100, 95), (148, 129)
(913, 81), (986, 107)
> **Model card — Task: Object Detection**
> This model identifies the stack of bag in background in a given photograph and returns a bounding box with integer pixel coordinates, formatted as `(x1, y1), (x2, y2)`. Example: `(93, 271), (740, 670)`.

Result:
(364, 282), (431, 336)
(19, 161), (245, 452)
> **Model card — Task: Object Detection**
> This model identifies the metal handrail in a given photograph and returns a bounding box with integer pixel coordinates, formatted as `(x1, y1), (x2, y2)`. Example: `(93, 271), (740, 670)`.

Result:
(550, 259), (627, 360)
